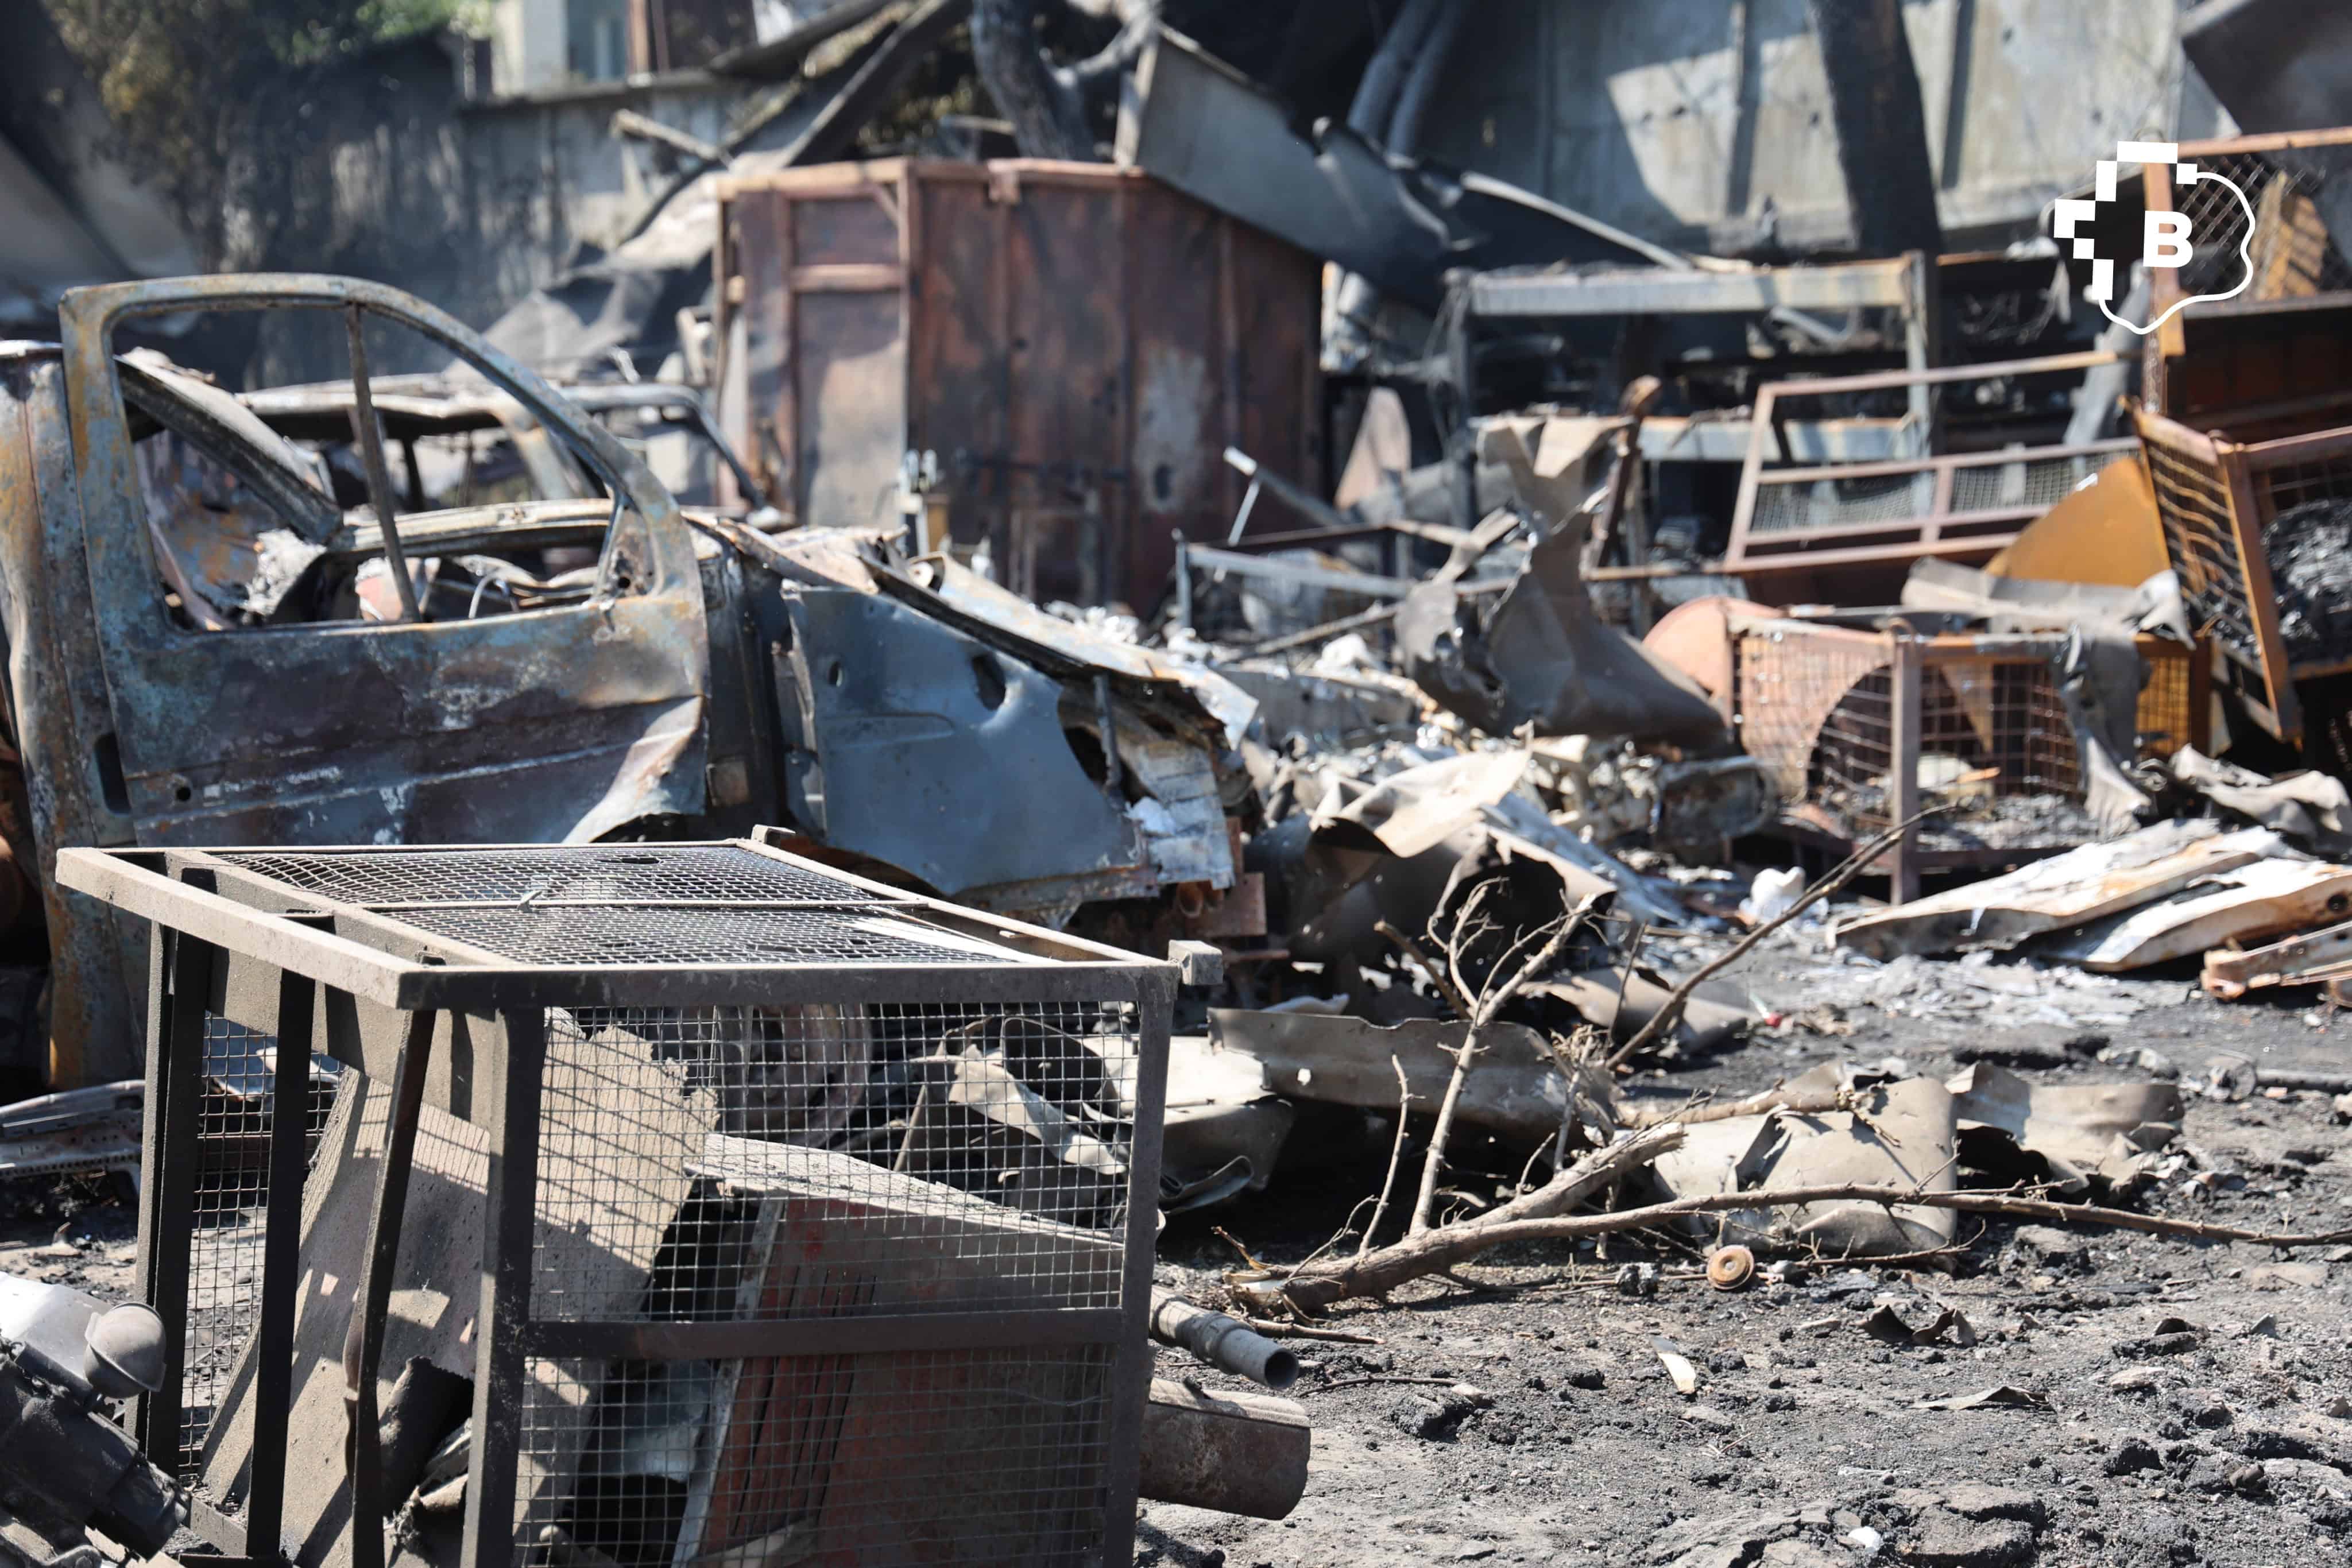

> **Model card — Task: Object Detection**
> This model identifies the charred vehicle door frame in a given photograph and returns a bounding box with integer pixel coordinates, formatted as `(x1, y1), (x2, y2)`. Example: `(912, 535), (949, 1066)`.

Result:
(39, 274), (711, 1081)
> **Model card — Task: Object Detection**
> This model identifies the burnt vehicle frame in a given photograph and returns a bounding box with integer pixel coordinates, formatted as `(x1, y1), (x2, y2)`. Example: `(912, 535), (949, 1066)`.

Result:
(5, 273), (1240, 1087)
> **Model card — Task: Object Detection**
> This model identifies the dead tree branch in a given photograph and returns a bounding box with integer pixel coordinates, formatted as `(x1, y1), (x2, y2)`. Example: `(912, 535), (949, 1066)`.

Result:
(1270, 1122), (1687, 1314)
(1275, 1161), (2352, 1314)
(1408, 895), (1596, 1236)
(1625, 1082), (1851, 1130)
(1375, 920), (1475, 1020)
(1358, 1056), (1414, 1258)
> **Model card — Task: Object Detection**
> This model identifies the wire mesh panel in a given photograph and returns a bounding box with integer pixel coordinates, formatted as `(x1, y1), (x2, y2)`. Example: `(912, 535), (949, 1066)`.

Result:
(2154, 143), (2352, 316)
(213, 845), (916, 911)
(1732, 628), (2194, 853)
(519, 1348), (1116, 1568)
(2137, 421), (2264, 669)
(1734, 629), (1891, 806)
(531, 1000), (1139, 1324)
(176, 1016), (335, 1477)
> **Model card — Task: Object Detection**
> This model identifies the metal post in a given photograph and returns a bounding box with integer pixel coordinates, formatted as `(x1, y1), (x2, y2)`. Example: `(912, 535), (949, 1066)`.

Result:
(1173, 531), (1192, 631)
(1902, 250), (1940, 450)
(1889, 634), (1924, 905)
(1102, 965), (1177, 1558)
(350, 1009), (438, 1568)
(345, 305), (423, 623)
(465, 1006), (547, 1562)
(136, 927), (211, 1469)
(242, 967), (316, 1563)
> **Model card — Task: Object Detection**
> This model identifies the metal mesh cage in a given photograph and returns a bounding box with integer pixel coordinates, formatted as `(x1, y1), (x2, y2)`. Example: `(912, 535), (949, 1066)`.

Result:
(2165, 149), (2352, 305)
(2136, 403), (2352, 739)
(1734, 627), (2197, 851)
(78, 839), (1170, 1568)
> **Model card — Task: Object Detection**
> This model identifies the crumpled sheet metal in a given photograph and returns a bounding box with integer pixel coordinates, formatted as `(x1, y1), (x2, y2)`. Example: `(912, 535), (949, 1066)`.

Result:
(1395, 512), (1727, 744)
(1648, 1067), (1959, 1256)
(899, 555), (1259, 747)
(1157, 1035), (1295, 1210)
(1523, 970), (1748, 1056)
(1835, 820), (2291, 959)
(2171, 745), (2352, 854)
(1208, 1009), (1616, 1151)
(1309, 749), (1530, 858)
(1944, 1062), (2180, 1193)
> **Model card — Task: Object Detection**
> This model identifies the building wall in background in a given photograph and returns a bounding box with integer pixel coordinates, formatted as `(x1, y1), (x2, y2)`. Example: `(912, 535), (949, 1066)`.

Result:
(225, 32), (754, 385)
(492, 0), (571, 95)
(1417, 0), (2195, 254)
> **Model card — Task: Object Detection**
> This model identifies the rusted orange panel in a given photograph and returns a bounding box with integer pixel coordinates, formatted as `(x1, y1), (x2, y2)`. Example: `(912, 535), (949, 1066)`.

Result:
(1984, 456), (2166, 587)
(1643, 596), (1782, 702)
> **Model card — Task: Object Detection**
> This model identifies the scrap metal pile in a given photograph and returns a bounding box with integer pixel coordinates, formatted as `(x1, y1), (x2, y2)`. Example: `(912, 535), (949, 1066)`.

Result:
(17, 3), (2352, 1565)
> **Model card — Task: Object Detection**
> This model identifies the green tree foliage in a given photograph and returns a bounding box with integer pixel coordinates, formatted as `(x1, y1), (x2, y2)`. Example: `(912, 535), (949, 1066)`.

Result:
(40, 0), (483, 246)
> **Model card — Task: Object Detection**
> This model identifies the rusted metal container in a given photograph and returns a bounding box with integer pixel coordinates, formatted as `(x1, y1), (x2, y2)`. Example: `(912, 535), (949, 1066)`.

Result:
(714, 158), (1324, 611)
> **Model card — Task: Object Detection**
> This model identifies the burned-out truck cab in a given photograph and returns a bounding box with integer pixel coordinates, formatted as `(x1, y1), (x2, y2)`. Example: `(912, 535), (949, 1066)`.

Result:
(0, 274), (1248, 1087)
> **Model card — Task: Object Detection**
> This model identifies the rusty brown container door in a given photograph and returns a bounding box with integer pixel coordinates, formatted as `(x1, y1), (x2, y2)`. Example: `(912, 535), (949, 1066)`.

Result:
(718, 159), (1323, 613)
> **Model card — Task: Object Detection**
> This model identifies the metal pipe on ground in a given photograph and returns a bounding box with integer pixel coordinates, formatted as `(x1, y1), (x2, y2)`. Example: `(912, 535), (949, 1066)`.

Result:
(1139, 1377), (1312, 1520)
(1149, 1288), (1300, 1389)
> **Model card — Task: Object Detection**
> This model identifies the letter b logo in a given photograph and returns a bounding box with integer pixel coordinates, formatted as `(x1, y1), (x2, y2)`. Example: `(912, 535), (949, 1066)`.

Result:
(2144, 211), (2193, 269)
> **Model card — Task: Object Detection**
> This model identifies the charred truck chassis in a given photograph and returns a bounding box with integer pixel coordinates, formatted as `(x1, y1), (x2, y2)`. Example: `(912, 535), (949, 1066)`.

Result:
(1, 274), (1238, 1086)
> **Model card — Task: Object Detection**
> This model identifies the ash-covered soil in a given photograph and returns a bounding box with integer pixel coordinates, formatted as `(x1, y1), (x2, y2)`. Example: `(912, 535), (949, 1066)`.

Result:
(0, 1171), (137, 1300)
(1145, 932), (2352, 1568)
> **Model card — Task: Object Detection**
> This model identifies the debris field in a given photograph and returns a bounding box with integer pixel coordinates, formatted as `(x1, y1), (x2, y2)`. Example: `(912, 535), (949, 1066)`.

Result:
(8, 2), (2352, 1567)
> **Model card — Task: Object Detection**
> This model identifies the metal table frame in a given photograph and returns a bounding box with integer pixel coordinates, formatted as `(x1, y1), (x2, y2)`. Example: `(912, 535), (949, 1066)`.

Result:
(58, 838), (1174, 1568)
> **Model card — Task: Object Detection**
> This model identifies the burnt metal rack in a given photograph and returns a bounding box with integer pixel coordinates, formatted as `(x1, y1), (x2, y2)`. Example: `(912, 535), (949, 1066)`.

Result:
(1727, 619), (2208, 901)
(59, 837), (1174, 1568)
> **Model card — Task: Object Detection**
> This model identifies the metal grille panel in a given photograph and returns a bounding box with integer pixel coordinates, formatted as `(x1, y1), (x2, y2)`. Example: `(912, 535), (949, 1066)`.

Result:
(532, 1001), (1136, 1323)
(517, 1349), (1115, 1568)
(1748, 473), (1932, 536)
(398, 905), (1011, 967)
(2139, 434), (2261, 665)
(1947, 454), (2107, 516)
(178, 1016), (336, 1477)
(213, 845), (899, 909)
